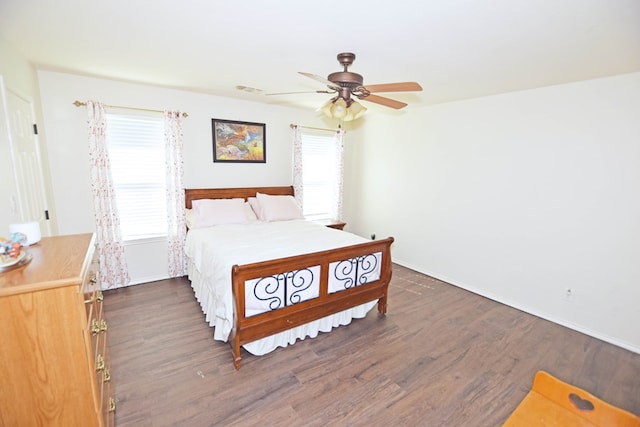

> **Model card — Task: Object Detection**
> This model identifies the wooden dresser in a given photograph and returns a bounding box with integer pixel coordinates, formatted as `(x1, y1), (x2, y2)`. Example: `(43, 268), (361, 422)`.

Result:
(0, 233), (115, 426)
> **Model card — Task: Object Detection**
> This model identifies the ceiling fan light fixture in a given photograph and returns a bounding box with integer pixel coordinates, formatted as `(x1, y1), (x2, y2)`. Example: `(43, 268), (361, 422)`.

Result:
(320, 99), (334, 117)
(319, 97), (367, 122)
(343, 109), (354, 122)
(331, 98), (348, 118)
(348, 100), (367, 120)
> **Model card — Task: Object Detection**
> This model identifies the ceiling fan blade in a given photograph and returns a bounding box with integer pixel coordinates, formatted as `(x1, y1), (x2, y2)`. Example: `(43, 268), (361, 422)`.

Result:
(265, 90), (334, 96)
(363, 82), (423, 93)
(298, 72), (342, 90)
(359, 94), (408, 109)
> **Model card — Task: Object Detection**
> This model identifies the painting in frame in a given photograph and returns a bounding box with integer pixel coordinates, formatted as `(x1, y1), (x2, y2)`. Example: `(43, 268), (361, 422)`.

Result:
(212, 118), (266, 163)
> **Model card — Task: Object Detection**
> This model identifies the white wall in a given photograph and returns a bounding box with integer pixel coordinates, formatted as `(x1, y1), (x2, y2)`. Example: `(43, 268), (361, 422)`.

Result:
(37, 70), (327, 284)
(346, 72), (640, 353)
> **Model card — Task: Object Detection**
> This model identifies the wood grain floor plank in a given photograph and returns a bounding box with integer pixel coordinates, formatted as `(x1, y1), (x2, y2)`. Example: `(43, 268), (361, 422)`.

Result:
(103, 266), (640, 426)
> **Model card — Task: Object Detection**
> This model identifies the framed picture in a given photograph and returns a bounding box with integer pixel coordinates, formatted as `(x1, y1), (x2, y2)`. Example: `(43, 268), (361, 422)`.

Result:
(212, 118), (266, 163)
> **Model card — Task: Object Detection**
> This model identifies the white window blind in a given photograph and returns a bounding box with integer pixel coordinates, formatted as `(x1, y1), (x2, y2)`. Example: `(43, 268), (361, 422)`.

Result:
(106, 114), (167, 241)
(302, 133), (335, 219)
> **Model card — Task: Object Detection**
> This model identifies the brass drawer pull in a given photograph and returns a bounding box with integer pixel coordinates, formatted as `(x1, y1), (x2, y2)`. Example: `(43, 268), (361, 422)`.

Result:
(89, 272), (97, 284)
(108, 397), (116, 412)
(84, 290), (104, 305)
(90, 318), (107, 334)
(91, 318), (100, 335)
(96, 354), (105, 372)
(103, 367), (111, 382)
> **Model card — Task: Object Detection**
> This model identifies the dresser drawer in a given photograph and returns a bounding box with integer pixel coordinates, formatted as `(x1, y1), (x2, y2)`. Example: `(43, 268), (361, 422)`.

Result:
(94, 330), (108, 409)
(90, 302), (107, 376)
(84, 284), (103, 321)
(88, 296), (106, 335)
(96, 331), (115, 424)
(82, 256), (101, 321)
(104, 382), (116, 427)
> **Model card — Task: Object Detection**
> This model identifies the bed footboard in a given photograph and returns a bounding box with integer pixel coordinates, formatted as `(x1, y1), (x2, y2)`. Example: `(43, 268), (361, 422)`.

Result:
(229, 237), (394, 369)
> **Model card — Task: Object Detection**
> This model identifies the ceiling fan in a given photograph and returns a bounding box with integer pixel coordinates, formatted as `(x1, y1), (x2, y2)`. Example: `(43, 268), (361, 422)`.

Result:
(268, 52), (422, 120)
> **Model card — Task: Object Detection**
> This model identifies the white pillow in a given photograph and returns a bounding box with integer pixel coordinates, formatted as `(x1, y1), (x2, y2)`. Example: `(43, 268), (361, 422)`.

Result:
(185, 208), (194, 228)
(256, 193), (304, 222)
(186, 205), (254, 227)
(244, 201), (258, 222)
(191, 198), (248, 227)
(247, 197), (264, 221)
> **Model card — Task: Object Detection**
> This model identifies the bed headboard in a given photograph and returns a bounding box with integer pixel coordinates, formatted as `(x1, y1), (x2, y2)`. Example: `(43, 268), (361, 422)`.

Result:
(184, 186), (294, 208)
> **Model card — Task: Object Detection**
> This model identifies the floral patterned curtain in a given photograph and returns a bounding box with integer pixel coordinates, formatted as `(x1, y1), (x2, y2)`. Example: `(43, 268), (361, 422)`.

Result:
(164, 110), (186, 277)
(86, 100), (130, 289)
(292, 125), (304, 209)
(330, 129), (345, 220)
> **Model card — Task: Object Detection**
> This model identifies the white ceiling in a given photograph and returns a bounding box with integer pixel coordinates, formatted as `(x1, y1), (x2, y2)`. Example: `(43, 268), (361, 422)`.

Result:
(1, 0), (639, 113)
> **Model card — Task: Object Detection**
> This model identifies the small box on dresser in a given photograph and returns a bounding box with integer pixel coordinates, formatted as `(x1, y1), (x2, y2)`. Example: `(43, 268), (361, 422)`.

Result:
(0, 233), (115, 426)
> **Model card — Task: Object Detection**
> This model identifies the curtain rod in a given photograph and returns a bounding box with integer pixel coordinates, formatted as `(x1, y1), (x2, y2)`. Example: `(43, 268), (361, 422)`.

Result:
(73, 100), (188, 117)
(289, 123), (341, 132)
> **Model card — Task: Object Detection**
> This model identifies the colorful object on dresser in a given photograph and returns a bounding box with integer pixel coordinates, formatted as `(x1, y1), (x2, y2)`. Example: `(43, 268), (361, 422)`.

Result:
(0, 232), (27, 264)
(8, 221), (42, 245)
(503, 371), (640, 426)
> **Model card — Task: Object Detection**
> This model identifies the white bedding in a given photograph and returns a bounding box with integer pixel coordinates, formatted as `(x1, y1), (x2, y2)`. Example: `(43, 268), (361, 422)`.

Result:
(184, 219), (379, 355)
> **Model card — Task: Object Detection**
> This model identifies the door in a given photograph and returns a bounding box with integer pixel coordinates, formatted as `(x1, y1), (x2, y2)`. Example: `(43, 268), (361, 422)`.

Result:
(5, 87), (51, 236)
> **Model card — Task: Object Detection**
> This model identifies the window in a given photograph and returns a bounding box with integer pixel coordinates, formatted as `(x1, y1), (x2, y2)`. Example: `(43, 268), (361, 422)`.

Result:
(106, 113), (167, 241)
(301, 132), (337, 220)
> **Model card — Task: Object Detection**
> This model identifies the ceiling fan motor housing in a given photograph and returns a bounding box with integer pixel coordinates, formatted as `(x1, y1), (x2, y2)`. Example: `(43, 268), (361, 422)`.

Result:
(327, 71), (364, 88)
(328, 52), (363, 88)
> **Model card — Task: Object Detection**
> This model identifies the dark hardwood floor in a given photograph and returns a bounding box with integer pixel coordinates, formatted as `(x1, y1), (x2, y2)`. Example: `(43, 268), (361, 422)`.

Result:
(103, 265), (640, 426)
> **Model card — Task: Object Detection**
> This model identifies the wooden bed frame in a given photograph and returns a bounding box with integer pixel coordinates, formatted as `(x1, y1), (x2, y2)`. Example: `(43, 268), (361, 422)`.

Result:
(185, 186), (394, 369)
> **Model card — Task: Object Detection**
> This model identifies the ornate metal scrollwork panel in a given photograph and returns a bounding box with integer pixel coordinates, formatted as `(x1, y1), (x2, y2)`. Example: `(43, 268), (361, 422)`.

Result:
(244, 265), (320, 317)
(329, 252), (382, 293)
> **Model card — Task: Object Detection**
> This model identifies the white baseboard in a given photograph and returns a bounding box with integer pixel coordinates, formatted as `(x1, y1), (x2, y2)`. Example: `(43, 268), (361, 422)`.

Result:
(128, 274), (171, 287)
